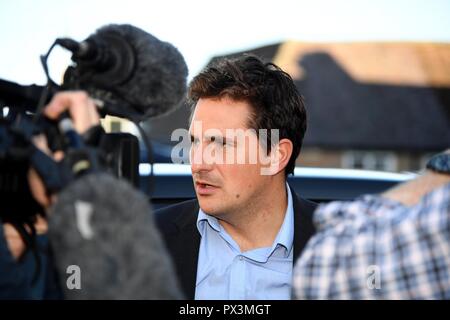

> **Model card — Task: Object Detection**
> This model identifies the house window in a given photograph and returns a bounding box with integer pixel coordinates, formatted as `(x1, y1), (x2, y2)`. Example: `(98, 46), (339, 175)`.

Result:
(342, 151), (397, 171)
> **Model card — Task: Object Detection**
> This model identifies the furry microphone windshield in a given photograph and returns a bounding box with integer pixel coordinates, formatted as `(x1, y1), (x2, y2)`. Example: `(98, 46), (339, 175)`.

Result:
(62, 24), (189, 122)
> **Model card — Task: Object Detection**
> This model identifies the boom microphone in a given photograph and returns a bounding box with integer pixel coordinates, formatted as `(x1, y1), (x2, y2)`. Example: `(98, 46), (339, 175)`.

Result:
(47, 173), (183, 299)
(0, 24), (188, 122)
(61, 24), (188, 121)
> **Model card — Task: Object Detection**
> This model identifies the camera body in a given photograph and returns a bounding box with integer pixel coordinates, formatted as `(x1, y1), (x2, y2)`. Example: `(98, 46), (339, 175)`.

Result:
(0, 101), (140, 227)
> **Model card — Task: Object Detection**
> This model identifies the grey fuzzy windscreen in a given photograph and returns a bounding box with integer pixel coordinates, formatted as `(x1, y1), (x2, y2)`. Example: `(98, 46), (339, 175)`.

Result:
(94, 24), (188, 119)
(48, 173), (183, 299)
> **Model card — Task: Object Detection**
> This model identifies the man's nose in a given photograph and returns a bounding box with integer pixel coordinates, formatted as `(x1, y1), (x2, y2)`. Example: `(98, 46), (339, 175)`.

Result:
(190, 143), (214, 173)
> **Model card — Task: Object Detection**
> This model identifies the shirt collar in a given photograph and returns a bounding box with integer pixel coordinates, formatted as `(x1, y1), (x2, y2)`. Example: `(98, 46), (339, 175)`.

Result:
(271, 183), (294, 256)
(196, 183), (295, 257)
(197, 206), (221, 234)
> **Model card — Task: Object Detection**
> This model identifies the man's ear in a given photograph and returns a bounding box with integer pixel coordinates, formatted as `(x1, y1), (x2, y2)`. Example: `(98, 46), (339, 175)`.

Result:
(260, 139), (293, 176)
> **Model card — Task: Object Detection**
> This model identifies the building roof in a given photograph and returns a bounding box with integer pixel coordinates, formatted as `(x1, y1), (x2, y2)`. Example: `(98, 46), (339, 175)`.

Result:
(145, 42), (450, 152)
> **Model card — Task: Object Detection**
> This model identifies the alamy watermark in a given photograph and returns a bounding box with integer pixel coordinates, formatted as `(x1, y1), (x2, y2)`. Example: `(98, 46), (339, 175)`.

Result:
(171, 121), (280, 175)
(66, 265), (81, 290)
(367, 265), (381, 290)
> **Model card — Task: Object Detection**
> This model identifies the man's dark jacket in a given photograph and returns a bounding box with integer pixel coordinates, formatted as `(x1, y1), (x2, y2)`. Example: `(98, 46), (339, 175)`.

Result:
(155, 188), (317, 299)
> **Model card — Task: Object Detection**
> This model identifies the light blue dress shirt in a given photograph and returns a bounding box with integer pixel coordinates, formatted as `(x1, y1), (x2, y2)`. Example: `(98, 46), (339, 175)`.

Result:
(195, 184), (294, 300)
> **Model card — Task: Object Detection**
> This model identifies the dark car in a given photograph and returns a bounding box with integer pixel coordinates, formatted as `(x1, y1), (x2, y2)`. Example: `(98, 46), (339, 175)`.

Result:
(139, 163), (416, 210)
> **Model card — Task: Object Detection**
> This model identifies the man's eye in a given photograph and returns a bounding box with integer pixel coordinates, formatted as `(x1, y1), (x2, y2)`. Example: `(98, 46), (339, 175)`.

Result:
(211, 137), (225, 146)
(190, 137), (200, 145)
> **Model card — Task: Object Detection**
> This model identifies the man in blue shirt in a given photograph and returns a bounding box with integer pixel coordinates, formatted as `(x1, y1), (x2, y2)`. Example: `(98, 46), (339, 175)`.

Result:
(156, 55), (317, 299)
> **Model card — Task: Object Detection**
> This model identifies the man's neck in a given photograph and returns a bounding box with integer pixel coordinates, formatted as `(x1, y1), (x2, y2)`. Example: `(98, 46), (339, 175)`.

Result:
(218, 179), (289, 252)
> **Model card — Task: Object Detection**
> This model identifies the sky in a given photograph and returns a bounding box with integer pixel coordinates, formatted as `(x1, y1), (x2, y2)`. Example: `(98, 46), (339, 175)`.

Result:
(0, 0), (449, 85)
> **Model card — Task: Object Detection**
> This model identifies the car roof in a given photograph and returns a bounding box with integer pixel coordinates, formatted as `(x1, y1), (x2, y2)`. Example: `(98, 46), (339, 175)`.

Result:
(141, 163), (417, 205)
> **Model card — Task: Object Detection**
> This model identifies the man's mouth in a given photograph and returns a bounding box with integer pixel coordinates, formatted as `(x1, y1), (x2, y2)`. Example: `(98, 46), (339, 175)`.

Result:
(195, 181), (219, 195)
(196, 182), (215, 187)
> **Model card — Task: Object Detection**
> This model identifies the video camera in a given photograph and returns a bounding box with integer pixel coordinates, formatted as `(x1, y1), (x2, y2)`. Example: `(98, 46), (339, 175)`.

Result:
(0, 24), (188, 276)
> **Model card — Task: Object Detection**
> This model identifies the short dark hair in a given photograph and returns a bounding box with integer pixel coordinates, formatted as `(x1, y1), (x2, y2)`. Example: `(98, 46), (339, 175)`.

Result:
(188, 55), (307, 176)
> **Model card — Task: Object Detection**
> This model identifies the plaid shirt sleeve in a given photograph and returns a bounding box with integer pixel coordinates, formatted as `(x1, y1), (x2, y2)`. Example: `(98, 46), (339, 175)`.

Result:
(293, 183), (450, 300)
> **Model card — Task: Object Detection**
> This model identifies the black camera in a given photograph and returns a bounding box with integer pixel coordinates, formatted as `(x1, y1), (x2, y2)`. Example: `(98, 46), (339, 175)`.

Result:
(0, 23), (187, 288)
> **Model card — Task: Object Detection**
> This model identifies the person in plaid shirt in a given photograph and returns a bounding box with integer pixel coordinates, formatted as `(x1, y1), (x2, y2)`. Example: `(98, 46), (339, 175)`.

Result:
(294, 151), (450, 299)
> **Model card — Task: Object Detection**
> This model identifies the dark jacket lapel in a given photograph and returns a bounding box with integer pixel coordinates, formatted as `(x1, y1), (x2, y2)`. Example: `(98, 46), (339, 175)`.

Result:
(291, 189), (317, 261)
(164, 200), (200, 299)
